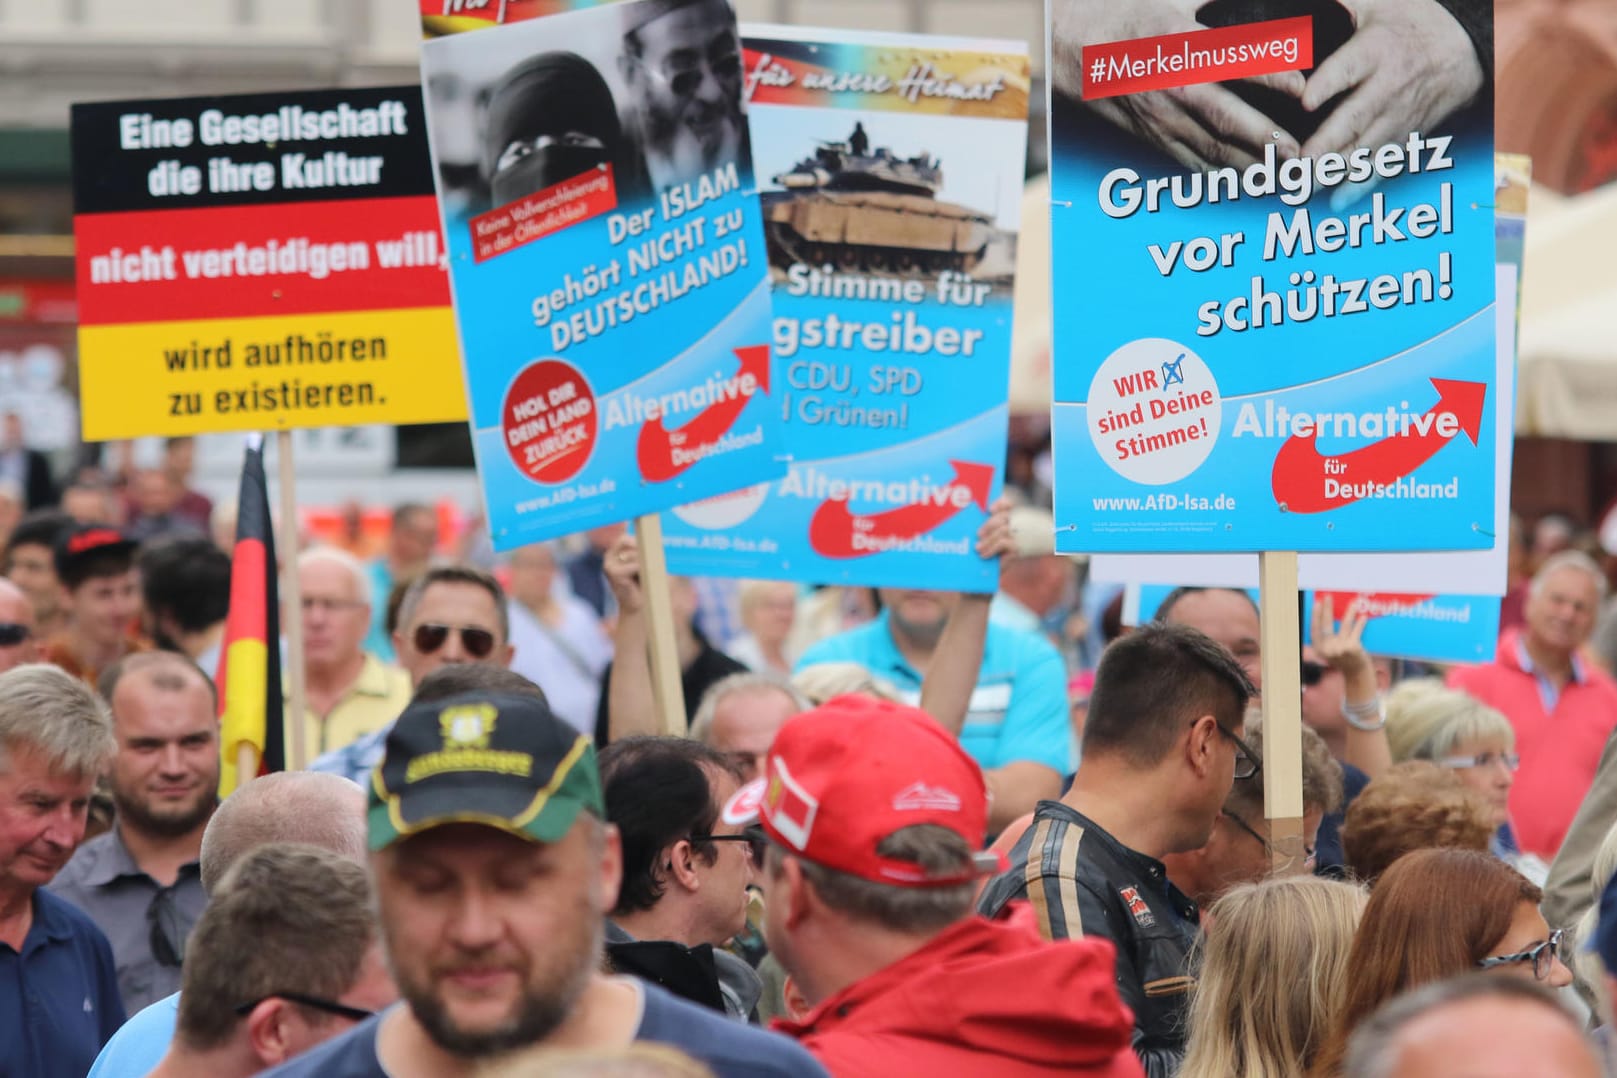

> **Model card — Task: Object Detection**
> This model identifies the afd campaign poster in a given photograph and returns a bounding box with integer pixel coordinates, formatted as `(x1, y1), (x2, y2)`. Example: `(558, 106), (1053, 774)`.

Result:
(420, 0), (785, 548)
(71, 87), (467, 439)
(1129, 583), (1499, 665)
(1048, 3), (1497, 552)
(658, 25), (1029, 592)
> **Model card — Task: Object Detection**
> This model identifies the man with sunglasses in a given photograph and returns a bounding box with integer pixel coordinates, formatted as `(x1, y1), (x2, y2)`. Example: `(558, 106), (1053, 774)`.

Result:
(145, 844), (396, 1078)
(619, 0), (748, 195)
(310, 565), (513, 786)
(598, 736), (761, 1020)
(51, 652), (217, 1014)
(978, 622), (1255, 1078)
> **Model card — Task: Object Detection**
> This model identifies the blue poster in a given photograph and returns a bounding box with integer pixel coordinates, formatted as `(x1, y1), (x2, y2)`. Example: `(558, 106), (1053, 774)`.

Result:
(420, 0), (785, 549)
(1048, 6), (1496, 552)
(1134, 583), (1499, 665)
(659, 25), (1029, 592)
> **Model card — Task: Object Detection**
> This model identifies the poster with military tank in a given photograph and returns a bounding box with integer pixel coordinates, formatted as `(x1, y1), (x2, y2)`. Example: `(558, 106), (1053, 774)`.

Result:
(660, 24), (1029, 592)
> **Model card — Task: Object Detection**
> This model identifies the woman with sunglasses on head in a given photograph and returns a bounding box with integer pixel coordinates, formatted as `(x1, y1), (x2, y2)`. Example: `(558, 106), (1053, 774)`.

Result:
(1385, 677), (1545, 882)
(1311, 847), (1573, 1077)
(1181, 876), (1367, 1078)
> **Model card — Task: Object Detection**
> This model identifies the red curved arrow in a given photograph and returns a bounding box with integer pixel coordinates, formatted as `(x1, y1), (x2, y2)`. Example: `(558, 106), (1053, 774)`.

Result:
(808, 460), (993, 559)
(637, 345), (771, 483)
(1271, 378), (1485, 514)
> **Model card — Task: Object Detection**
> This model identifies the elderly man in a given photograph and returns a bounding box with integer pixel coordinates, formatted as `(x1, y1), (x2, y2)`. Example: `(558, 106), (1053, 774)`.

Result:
(618, 0), (748, 194)
(690, 673), (806, 783)
(308, 565), (513, 785)
(990, 506), (1077, 646)
(51, 652), (218, 1013)
(295, 548), (411, 757)
(145, 845), (396, 1078)
(86, 770), (369, 1078)
(0, 664), (124, 1078)
(1450, 550), (1617, 857)
(266, 691), (827, 1077)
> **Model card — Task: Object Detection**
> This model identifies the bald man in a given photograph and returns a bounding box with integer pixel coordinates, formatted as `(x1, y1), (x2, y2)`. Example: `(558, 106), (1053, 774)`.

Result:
(85, 772), (367, 1078)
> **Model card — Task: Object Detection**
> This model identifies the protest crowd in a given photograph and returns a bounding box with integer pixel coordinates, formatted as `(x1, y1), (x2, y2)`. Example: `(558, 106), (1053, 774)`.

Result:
(2, 0), (1604, 1075)
(1, 435), (1616, 1077)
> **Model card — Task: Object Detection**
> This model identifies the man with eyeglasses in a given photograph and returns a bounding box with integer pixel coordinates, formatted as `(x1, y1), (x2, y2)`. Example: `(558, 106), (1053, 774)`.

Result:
(1162, 723), (1342, 907)
(978, 622), (1256, 1078)
(618, 0), (748, 195)
(598, 736), (762, 1020)
(309, 565), (513, 786)
(292, 548), (410, 758)
(51, 652), (217, 1014)
(144, 843), (396, 1078)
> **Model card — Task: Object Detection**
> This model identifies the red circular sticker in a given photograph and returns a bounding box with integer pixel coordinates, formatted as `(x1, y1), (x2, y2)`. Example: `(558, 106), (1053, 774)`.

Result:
(503, 360), (597, 484)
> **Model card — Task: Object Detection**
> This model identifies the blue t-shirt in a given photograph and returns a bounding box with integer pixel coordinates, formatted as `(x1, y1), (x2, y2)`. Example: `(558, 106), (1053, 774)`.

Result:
(86, 991), (178, 1078)
(797, 611), (1073, 774)
(261, 982), (827, 1077)
(0, 889), (126, 1078)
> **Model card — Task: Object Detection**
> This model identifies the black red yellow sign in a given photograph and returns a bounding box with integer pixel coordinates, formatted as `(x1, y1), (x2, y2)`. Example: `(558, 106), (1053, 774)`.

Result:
(72, 86), (468, 438)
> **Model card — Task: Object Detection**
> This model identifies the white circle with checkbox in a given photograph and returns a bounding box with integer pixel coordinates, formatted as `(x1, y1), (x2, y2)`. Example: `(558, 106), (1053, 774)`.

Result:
(1086, 338), (1221, 486)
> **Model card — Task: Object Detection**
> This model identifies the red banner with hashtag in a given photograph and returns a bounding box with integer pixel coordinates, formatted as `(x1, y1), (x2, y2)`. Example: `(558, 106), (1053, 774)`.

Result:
(1081, 16), (1312, 100)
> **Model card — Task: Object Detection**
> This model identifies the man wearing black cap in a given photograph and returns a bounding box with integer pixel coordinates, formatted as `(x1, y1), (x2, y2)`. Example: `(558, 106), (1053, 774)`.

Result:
(619, 0), (747, 194)
(43, 525), (148, 686)
(264, 691), (826, 1077)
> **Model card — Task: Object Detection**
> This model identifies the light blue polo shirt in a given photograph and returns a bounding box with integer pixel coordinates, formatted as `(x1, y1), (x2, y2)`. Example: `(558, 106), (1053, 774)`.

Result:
(797, 611), (1072, 774)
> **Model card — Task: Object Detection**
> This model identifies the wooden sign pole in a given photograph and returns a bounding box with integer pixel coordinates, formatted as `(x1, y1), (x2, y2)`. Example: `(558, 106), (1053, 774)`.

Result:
(1258, 550), (1305, 875)
(277, 430), (309, 770)
(634, 513), (688, 737)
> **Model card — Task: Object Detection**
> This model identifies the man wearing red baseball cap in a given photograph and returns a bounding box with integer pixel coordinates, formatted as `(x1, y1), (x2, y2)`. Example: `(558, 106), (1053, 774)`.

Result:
(725, 694), (1144, 1077)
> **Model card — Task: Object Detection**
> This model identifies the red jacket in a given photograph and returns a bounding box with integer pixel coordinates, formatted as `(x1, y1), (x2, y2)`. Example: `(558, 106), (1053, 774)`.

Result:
(1449, 629), (1617, 856)
(775, 909), (1145, 1078)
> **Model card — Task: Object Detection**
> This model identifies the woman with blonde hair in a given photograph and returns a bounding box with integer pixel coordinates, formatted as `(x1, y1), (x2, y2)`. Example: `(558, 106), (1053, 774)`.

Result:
(1180, 876), (1367, 1078)
(1385, 677), (1536, 875)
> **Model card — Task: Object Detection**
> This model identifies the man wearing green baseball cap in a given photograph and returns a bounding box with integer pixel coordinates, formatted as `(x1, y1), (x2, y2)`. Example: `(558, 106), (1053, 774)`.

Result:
(264, 691), (825, 1078)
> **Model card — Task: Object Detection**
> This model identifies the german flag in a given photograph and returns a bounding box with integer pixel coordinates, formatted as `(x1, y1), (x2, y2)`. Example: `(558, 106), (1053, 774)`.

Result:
(217, 436), (284, 796)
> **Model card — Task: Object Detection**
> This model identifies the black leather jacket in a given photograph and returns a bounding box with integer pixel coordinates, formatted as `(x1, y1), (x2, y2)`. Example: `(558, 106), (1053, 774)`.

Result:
(978, 801), (1199, 1078)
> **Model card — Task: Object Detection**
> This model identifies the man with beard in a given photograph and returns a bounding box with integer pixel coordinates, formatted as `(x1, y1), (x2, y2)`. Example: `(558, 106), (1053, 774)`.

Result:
(263, 691), (825, 1077)
(619, 0), (747, 194)
(796, 587), (1069, 833)
(51, 652), (217, 1013)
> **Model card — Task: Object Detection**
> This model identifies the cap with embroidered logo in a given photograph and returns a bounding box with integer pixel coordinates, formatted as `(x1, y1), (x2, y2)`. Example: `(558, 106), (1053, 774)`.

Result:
(720, 694), (993, 887)
(368, 690), (604, 851)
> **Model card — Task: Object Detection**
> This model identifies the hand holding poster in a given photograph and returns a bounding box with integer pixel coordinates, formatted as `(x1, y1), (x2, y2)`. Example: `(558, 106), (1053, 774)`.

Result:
(421, 0), (785, 549)
(71, 87), (466, 439)
(1047, 1), (1496, 552)
(661, 26), (1030, 592)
